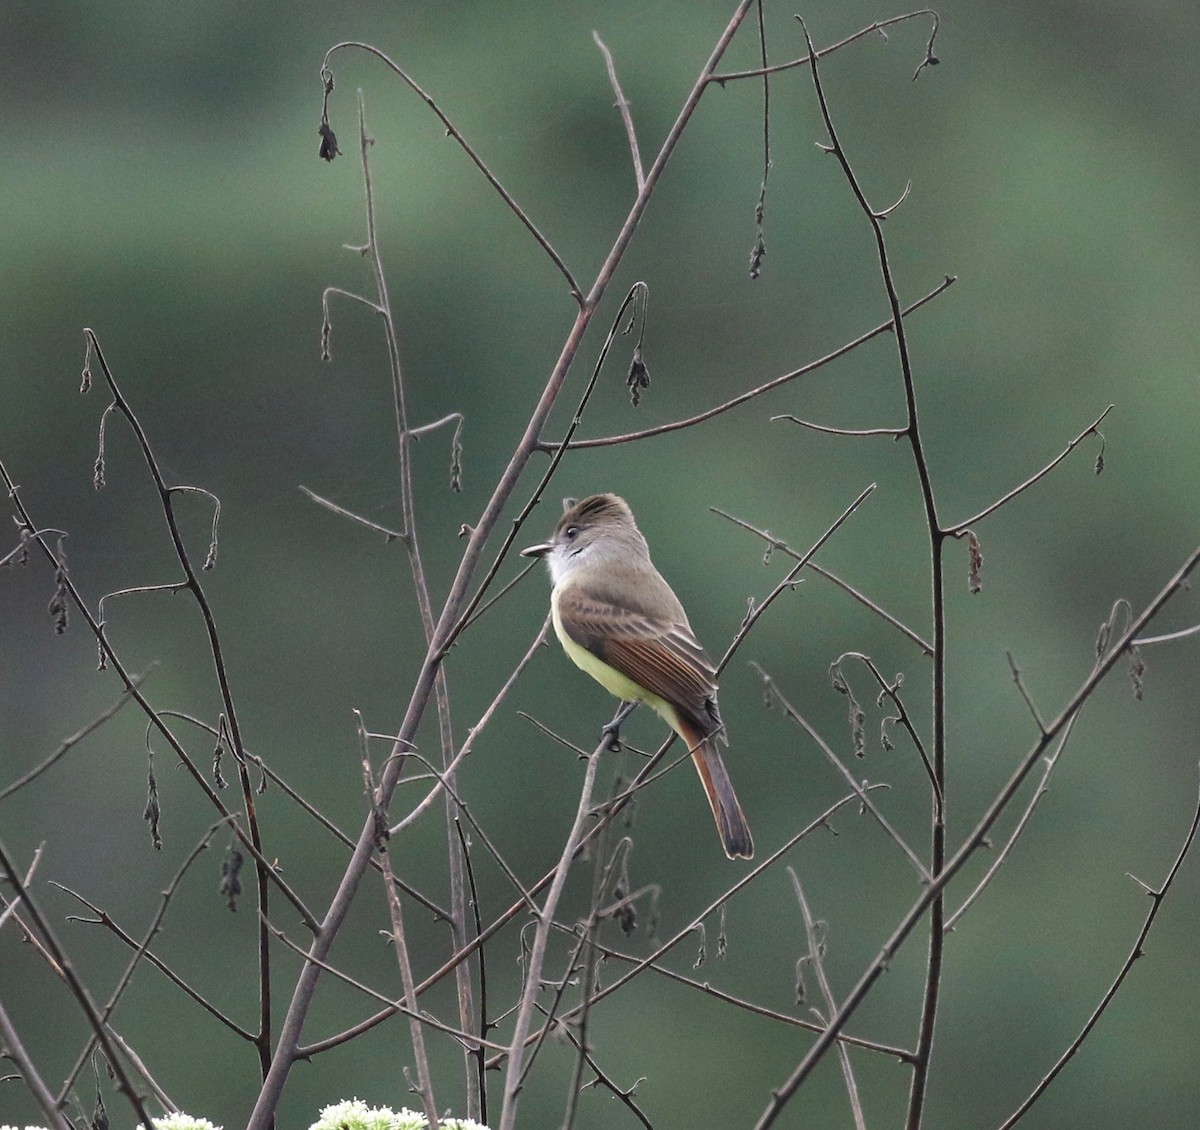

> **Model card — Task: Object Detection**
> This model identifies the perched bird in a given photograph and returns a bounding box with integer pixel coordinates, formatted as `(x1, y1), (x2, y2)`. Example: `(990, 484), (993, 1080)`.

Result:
(523, 494), (753, 859)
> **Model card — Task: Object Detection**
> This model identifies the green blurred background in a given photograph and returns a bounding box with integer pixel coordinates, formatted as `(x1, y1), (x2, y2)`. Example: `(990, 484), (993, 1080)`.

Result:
(2, 1), (1199, 1127)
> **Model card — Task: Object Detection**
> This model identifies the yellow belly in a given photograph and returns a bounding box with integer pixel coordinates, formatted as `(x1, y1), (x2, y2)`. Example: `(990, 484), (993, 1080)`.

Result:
(551, 595), (677, 729)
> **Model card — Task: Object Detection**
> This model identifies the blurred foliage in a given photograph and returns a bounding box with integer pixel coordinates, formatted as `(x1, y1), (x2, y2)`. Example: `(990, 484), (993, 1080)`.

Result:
(1, 2), (1198, 1129)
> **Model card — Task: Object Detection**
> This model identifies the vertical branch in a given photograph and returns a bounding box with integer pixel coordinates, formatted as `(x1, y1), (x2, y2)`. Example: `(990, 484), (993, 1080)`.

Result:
(790, 871), (867, 1130)
(593, 32), (645, 192)
(81, 334), (275, 1082)
(380, 846), (439, 1128)
(497, 736), (606, 1130)
(351, 90), (480, 1114)
(561, 803), (628, 1129)
(749, 0), (771, 278)
(791, 19), (946, 1127)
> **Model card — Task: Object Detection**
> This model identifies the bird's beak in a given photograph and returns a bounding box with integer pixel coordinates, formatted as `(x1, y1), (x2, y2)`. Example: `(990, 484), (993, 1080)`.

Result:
(521, 541), (553, 558)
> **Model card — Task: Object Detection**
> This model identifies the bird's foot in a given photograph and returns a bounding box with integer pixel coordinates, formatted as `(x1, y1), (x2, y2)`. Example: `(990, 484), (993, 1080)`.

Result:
(602, 700), (638, 752)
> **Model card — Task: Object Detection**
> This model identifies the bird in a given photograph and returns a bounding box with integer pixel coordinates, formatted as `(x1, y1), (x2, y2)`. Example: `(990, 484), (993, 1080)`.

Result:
(522, 493), (753, 859)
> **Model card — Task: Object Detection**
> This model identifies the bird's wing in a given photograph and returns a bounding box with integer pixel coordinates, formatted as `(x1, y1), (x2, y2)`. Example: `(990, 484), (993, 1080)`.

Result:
(555, 583), (720, 730)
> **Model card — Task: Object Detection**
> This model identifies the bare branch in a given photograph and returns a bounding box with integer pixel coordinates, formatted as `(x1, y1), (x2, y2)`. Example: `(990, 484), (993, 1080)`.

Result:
(497, 731), (607, 1130)
(712, 9), (941, 83)
(944, 406), (1113, 536)
(379, 833), (440, 1127)
(717, 484), (878, 677)
(754, 544), (1200, 1128)
(391, 617), (551, 836)
(550, 277), (954, 450)
(1005, 650), (1048, 735)
(0, 837), (155, 1128)
(772, 413), (906, 437)
(573, 932), (914, 1061)
(0, 668), (150, 801)
(790, 870), (867, 1130)
(1133, 621), (1200, 647)
(0, 999), (72, 1130)
(593, 32), (644, 192)
(834, 652), (940, 820)
(321, 43), (582, 300)
(997, 766), (1200, 1129)
(756, 664), (931, 883)
(56, 822), (229, 1102)
(712, 508), (932, 654)
(299, 484), (402, 541)
(266, 920), (510, 1052)
(497, 786), (897, 1070)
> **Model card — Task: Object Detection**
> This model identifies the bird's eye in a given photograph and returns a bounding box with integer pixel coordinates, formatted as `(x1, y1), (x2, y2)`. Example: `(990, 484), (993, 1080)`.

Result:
(564, 525), (579, 539)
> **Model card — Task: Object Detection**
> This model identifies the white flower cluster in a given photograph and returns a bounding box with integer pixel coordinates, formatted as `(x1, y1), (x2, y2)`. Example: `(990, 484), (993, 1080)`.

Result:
(309, 1101), (489, 1130)
(142, 1117), (223, 1130)
(2, 1100), (488, 1130)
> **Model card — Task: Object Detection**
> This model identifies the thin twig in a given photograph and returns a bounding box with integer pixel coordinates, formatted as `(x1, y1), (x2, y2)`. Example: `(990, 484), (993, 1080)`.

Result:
(561, 806), (631, 1129)
(754, 544), (1200, 1128)
(380, 743), (536, 920)
(56, 822), (228, 1101)
(52, 882), (255, 1041)
(0, 1000), (73, 1130)
(593, 32), (644, 192)
(380, 846), (439, 1128)
(547, 277), (954, 450)
(322, 43), (582, 301)
(835, 652), (940, 820)
(82, 330), (276, 1077)
(946, 600), (1150, 931)
(0, 845), (42, 932)
(362, 716), (441, 1130)
(0, 836), (154, 1129)
(943, 714), (1078, 934)
(711, 508), (932, 655)
(572, 932), (913, 1061)
(773, 413), (906, 437)
(943, 406), (1113, 535)
(0, 667), (150, 800)
(755, 664), (930, 883)
(265, 921), (509, 1051)
(712, 10), (940, 83)
(458, 820), (491, 1126)
(1132, 621), (1200, 647)
(299, 484), (402, 541)
(748, 0), (770, 279)
(391, 617), (551, 836)
(717, 485), (878, 677)
(790, 870), (867, 1130)
(996, 766), (1200, 1129)
(1005, 650), (1047, 735)
(559, 1024), (655, 1130)
(497, 732), (607, 1130)
(103, 1029), (177, 1113)
(456, 558), (542, 636)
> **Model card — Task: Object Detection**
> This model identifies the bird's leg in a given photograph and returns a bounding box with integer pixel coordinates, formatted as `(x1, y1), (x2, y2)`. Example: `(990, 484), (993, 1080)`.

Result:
(602, 700), (639, 752)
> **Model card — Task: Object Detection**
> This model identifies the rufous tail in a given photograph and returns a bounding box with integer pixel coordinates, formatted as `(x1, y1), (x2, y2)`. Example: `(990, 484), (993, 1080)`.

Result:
(683, 725), (753, 860)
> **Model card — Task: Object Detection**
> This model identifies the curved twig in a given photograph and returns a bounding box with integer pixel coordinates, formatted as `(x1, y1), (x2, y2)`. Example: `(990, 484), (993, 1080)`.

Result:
(321, 43), (582, 301)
